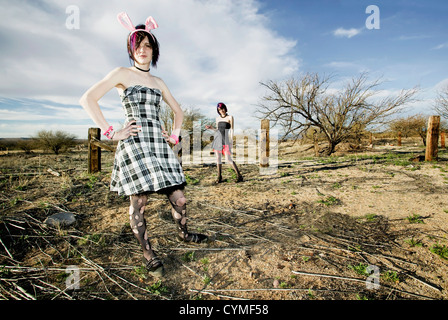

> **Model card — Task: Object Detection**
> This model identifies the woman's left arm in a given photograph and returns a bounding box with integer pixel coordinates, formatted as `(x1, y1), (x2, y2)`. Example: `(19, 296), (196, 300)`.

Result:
(157, 78), (183, 143)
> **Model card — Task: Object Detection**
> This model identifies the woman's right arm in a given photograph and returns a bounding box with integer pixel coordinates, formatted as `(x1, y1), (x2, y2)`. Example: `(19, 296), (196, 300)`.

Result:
(79, 67), (124, 132)
(205, 118), (218, 130)
(79, 67), (139, 140)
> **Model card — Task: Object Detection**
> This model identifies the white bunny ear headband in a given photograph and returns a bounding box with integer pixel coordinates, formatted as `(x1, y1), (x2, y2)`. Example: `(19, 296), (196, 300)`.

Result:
(117, 12), (158, 42)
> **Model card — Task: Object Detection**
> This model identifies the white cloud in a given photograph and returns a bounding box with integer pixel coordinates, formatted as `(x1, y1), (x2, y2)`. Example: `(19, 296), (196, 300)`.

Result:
(432, 42), (448, 50)
(0, 109), (54, 121)
(332, 27), (362, 38)
(435, 78), (448, 90)
(0, 0), (300, 137)
(324, 61), (370, 73)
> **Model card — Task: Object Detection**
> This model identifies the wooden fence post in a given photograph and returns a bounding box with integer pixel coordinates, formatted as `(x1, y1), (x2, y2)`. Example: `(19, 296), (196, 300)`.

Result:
(260, 119), (270, 167)
(88, 128), (101, 173)
(425, 116), (440, 162)
(88, 128), (115, 173)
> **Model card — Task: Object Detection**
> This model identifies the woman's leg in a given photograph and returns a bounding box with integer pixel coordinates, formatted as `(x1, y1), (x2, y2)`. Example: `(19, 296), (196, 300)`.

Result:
(129, 193), (163, 273)
(166, 188), (208, 243)
(215, 151), (222, 183)
(225, 154), (243, 182)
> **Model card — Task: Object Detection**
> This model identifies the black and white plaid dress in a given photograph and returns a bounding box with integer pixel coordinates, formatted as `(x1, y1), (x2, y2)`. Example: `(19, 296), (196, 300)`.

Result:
(110, 85), (185, 196)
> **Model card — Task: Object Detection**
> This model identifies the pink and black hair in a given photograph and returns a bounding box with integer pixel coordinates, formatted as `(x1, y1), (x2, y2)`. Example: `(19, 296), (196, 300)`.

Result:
(217, 102), (228, 115)
(127, 24), (160, 68)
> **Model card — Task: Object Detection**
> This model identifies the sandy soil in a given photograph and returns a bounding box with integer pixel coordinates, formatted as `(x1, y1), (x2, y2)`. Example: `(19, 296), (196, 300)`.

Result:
(1, 139), (447, 300)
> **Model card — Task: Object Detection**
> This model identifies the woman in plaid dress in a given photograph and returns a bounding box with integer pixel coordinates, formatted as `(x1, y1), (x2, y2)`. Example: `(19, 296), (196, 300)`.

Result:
(80, 13), (208, 277)
(207, 102), (243, 184)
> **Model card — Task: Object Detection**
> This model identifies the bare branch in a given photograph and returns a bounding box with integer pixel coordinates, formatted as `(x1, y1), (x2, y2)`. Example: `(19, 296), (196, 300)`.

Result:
(434, 85), (448, 119)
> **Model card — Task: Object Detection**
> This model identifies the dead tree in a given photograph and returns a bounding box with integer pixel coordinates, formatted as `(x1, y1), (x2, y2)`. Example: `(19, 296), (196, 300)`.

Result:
(257, 72), (419, 156)
(389, 114), (429, 146)
(434, 85), (448, 119)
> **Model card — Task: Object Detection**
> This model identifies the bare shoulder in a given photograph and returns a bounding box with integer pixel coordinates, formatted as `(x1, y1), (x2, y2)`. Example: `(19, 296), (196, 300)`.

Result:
(153, 76), (167, 88)
(153, 76), (172, 96)
(105, 67), (133, 90)
(104, 67), (131, 83)
(107, 66), (129, 77)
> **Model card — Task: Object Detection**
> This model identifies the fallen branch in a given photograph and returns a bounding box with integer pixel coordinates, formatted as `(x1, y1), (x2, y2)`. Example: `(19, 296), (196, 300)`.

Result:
(292, 270), (366, 285)
(188, 289), (250, 300)
(182, 263), (204, 281)
(109, 272), (170, 300)
(11, 282), (35, 300)
(396, 269), (443, 293)
(79, 252), (137, 300)
(189, 252), (241, 300)
(0, 238), (13, 260)
(47, 168), (60, 176)
(189, 287), (361, 296)
(170, 247), (249, 252)
(291, 270), (435, 300)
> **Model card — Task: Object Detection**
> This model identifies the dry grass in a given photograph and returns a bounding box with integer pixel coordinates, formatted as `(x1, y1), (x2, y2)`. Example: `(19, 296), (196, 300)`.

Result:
(1, 138), (448, 300)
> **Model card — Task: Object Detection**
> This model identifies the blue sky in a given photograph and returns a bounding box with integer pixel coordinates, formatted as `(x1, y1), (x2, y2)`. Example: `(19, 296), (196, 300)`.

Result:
(259, 0), (447, 87)
(0, 0), (447, 138)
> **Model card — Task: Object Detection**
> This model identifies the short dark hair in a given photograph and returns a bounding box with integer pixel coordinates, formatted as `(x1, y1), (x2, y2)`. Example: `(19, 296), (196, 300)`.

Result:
(217, 102), (227, 115)
(127, 24), (160, 68)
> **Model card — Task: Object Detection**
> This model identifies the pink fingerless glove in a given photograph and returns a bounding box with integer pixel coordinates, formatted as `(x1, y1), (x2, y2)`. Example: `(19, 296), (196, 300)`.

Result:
(104, 126), (114, 139)
(169, 134), (179, 145)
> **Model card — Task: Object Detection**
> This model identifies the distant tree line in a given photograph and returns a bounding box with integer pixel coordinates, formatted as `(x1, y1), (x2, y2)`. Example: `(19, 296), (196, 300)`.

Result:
(0, 130), (78, 154)
(1, 106), (215, 155)
(388, 114), (447, 146)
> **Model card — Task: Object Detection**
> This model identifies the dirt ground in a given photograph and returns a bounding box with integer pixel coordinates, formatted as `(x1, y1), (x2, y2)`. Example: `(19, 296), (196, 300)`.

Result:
(1, 138), (447, 300)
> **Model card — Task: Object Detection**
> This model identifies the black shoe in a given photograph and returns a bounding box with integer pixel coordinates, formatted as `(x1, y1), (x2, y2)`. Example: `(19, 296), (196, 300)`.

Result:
(178, 232), (209, 244)
(144, 256), (165, 277)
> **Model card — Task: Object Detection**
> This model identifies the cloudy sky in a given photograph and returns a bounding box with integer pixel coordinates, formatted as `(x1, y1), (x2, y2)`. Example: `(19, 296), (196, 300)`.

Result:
(0, 0), (447, 138)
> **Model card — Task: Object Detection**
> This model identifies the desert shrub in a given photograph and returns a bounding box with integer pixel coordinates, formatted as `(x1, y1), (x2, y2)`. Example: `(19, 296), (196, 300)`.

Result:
(34, 130), (77, 155)
(16, 139), (38, 154)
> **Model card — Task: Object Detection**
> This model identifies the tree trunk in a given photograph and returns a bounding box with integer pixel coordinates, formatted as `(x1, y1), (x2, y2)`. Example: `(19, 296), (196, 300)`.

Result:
(320, 139), (337, 156)
(313, 130), (319, 157)
(419, 132), (426, 146)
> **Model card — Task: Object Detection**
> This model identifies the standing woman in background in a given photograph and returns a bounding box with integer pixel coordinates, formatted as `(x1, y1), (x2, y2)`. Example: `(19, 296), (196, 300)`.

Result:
(80, 12), (208, 277)
(206, 102), (243, 184)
